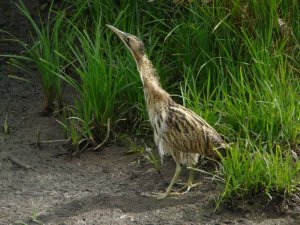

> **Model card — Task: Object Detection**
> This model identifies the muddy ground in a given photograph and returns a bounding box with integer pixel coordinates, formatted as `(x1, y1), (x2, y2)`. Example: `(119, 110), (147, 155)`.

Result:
(1, 1), (300, 225)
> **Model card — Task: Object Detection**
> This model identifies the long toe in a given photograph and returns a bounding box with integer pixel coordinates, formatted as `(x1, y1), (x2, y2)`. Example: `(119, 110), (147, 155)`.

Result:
(176, 181), (203, 194)
(156, 192), (169, 199)
(141, 191), (181, 199)
(157, 191), (183, 199)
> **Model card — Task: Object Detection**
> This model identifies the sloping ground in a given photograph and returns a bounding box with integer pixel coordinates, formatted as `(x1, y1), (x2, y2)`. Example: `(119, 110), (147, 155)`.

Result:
(1, 1), (300, 225)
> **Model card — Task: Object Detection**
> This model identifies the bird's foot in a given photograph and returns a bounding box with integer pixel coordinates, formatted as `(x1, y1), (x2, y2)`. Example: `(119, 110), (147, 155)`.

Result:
(176, 181), (203, 194)
(157, 191), (183, 199)
(141, 191), (181, 199)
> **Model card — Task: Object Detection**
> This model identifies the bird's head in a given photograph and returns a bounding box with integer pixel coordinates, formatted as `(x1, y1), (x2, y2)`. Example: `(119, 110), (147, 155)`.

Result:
(106, 24), (145, 64)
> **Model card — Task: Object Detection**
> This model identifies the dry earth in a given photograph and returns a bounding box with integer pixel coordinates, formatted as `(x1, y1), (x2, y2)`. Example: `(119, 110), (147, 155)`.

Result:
(1, 1), (300, 225)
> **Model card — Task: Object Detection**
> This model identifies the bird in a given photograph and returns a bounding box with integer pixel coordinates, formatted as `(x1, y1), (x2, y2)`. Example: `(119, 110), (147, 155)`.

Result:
(107, 24), (226, 199)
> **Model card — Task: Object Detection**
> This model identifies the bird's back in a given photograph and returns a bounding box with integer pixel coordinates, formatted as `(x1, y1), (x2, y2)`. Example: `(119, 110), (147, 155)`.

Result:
(158, 101), (224, 158)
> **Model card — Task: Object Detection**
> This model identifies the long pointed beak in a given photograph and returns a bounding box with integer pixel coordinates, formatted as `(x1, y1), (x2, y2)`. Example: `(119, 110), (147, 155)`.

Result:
(106, 24), (130, 45)
(106, 24), (144, 64)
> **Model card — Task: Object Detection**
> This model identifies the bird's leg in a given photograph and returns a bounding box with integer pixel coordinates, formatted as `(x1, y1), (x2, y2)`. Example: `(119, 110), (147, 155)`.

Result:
(155, 161), (182, 199)
(185, 169), (195, 192)
(177, 168), (202, 194)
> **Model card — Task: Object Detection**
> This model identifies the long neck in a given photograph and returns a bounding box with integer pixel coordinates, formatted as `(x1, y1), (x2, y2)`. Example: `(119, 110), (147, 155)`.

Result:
(136, 55), (171, 110)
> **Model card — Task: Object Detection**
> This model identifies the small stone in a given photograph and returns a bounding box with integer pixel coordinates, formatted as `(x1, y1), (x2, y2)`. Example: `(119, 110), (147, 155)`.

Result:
(145, 168), (157, 174)
(102, 167), (109, 173)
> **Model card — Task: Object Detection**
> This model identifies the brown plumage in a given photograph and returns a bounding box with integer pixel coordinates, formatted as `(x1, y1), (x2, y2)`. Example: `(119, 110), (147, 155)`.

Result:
(107, 25), (226, 199)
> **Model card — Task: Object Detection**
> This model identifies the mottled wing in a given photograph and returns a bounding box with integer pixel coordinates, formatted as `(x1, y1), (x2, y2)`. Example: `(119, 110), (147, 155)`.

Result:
(178, 105), (224, 147)
(162, 103), (224, 156)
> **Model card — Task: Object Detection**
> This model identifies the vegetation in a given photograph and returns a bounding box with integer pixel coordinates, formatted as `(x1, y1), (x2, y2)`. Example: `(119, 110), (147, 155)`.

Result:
(5, 0), (300, 206)
(3, 114), (9, 134)
(16, 1), (68, 113)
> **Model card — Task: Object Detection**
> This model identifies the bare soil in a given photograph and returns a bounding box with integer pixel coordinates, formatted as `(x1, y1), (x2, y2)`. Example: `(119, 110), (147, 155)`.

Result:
(1, 1), (300, 225)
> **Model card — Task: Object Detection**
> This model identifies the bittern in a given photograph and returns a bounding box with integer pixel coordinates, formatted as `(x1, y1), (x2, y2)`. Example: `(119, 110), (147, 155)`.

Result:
(107, 25), (226, 199)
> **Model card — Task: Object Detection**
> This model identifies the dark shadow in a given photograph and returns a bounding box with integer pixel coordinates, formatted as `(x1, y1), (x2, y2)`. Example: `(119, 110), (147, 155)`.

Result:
(37, 192), (207, 224)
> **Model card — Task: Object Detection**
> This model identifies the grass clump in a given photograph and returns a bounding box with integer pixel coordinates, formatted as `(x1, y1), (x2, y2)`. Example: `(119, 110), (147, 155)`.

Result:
(168, 0), (300, 204)
(56, 21), (123, 149)
(15, 1), (70, 113)
(217, 144), (300, 207)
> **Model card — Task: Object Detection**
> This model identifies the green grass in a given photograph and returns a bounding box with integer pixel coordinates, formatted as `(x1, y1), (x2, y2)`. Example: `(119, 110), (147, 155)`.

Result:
(55, 19), (124, 148)
(7, 0), (300, 206)
(3, 114), (9, 134)
(217, 144), (300, 207)
(177, 0), (300, 205)
(15, 0), (69, 112)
